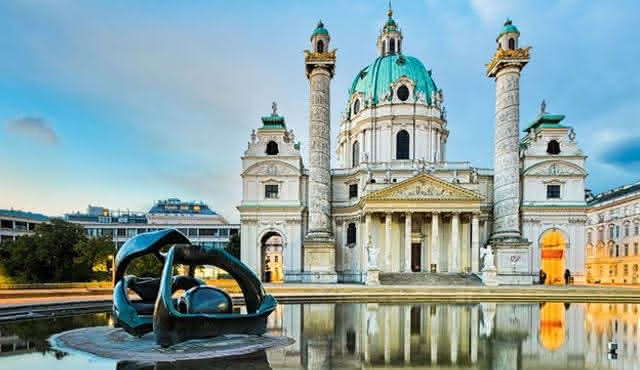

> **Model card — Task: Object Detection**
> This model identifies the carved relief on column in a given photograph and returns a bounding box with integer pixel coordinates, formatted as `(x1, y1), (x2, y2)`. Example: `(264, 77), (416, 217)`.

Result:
(307, 69), (333, 238)
(492, 68), (522, 238)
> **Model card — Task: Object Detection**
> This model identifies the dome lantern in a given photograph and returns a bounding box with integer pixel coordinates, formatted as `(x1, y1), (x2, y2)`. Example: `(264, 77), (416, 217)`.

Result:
(310, 20), (330, 54)
(497, 18), (520, 51)
(377, 2), (403, 57)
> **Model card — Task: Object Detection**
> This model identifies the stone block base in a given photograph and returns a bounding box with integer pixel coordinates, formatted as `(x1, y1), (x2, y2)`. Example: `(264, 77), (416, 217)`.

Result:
(490, 236), (532, 286)
(482, 269), (498, 286)
(366, 269), (380, 285)
(302, 238), (337, 283)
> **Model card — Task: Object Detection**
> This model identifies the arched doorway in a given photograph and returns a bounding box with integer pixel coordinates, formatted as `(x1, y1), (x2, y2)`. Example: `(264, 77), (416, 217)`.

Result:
(540, 229), (566, 285)
(261, 232), (284, 283)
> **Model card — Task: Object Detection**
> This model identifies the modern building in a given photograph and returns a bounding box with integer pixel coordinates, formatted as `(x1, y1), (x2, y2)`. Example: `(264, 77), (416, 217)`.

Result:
(0, 209), (49, 245)
(585, 182), (640, 285)
(66, 199), (239, 278)
(238, 7), (588, 285)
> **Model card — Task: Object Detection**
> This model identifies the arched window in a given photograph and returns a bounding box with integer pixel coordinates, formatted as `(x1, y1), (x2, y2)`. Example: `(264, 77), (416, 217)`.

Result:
(352, 141), (360, 167)
(389, 38), (396, 54)
(396, 130), (410, 159)
(397, 85), (409, 101)
(508, 38), (515, 50)
(347, 223), (357, 244)
(398, 39), (401, 53)
(353, 99), (360, 115)
(547, 140), (561, 155)
(316, 39), (324, 53)
(266, 141), (279, 155)
(382, 42), (386, 55)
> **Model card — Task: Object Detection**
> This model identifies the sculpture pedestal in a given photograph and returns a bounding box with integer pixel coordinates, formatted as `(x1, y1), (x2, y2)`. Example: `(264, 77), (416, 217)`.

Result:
(482, 268), (498, 286)
(490, 237), (534, 285)
(302, 238), (337, 283)
(366, 269), (380, 285)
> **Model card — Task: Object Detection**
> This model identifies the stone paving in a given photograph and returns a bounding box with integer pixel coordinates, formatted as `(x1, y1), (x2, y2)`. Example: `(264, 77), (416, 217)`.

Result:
(50, 326), (294, 361)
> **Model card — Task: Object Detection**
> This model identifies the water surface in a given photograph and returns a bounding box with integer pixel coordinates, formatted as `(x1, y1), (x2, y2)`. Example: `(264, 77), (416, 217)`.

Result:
(0, 302), (635, 369)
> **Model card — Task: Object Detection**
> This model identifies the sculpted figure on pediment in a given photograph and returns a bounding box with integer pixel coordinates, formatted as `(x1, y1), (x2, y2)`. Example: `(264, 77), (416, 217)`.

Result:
(248, 162), (298, 176)
(526, 161), (584, 176)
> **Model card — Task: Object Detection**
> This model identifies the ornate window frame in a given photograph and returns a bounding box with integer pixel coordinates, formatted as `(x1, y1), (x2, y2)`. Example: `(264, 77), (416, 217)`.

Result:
(390, 76), (416, 104)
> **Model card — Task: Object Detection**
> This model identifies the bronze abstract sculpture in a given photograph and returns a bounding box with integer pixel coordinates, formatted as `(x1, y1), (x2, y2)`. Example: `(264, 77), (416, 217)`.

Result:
(112, 229), (277, 347)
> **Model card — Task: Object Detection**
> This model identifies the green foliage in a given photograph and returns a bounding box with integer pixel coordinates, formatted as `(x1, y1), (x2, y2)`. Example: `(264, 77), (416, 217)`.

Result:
(126, 254), (164, 277)
(225, 233), (241, 259)
(0, 219), (115, 283)
(74, 235), (114, 279)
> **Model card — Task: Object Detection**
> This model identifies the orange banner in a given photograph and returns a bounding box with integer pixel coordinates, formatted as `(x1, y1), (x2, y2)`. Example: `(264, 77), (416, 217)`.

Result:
(542, 249), (563, 259)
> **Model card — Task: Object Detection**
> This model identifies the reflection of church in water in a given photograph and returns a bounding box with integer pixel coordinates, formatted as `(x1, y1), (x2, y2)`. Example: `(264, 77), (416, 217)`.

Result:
(238, 5), (588, 285)
(263, 302), (638, 369)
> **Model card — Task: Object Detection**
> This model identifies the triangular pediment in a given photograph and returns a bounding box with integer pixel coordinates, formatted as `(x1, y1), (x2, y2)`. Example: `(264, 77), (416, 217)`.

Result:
(363, 174), (484, 202)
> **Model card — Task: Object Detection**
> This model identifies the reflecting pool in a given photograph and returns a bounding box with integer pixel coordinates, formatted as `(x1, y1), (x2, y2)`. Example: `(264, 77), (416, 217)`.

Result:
(0, 302), (638, 369)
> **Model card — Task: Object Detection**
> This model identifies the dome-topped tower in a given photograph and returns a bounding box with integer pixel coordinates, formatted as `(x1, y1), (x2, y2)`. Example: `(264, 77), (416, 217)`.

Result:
(337, 5), (448, 168)
(376, 3), (403, 56)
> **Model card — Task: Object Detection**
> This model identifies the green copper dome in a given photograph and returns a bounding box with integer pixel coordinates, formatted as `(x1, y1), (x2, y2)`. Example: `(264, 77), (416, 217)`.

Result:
(348, 54), (437, 107)
(498, 19), (519, 39)
(311, 21), (329, 39)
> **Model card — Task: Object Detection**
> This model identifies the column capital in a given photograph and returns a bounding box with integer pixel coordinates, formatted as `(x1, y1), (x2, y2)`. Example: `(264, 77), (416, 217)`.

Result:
(385, 211), (393, 216)
(431, 210), (440, 215)
(405, 211), (413, 216)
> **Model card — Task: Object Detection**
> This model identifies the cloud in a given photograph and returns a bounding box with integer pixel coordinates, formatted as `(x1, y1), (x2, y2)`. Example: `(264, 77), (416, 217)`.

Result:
(599, 136), (640, 170)
(470, 0), (516, 24)
(6, 116), (59, 145)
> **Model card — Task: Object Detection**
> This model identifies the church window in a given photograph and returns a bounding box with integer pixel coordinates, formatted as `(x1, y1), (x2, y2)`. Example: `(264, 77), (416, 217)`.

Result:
(266, 141), (279, 155)
(349, 184), (358, 199)
(389, 38), (396, 54)
(353, 99), (360, 115)
(397, 85), (409, 101)
(396, 130), (410, 160)
(347, 223), (356, 244)
(616, 225), (620, 238)
(616, 245), (620, 257)
(625, 244), (629, 256)
(609, 228), (614, 240)
(546, 184), (560, 199)
(508, 38), (515, 50)
(265, 184), (279, 199)
(352, 141), (360, 167)
(316, 39), (324, 53)
(546, 140), (561, 155)
(625, 225), (630, 237)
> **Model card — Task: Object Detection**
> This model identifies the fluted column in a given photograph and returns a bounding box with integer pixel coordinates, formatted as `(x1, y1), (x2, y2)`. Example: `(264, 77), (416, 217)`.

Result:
(405, 212), (412, 272)
(385, 212), (392, 271)
(451, 212), (460, 273)
(431, 212), (440, 272)
(472, 214), (480, 273)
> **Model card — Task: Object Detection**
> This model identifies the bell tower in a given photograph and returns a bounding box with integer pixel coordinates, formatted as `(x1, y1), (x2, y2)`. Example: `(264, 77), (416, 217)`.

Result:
(486, 19), (533, 285)
(302, 21), (337, 283)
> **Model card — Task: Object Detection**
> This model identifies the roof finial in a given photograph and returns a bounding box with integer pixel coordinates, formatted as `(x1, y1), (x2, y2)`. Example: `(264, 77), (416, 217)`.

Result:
(505, 18), (512, 26)
(272, 101), (278, 115)
(540, 99), (546, 115)
(387, 0), (393, 17)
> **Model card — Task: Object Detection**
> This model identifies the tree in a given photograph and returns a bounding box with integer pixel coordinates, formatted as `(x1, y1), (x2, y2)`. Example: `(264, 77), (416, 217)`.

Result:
(73, 235), (115, 281)
(0, 219), (87, 282)
(225, 233), (241, 259)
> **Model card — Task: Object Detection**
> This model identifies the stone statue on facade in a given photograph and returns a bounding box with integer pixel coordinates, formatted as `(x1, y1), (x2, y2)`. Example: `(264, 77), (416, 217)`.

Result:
(385, 164), (392, 183)
(471, 168), (478, 184)
(481, 244), (496, 271)
(250, 129), (257, 144)
(367, 236), (379, 270)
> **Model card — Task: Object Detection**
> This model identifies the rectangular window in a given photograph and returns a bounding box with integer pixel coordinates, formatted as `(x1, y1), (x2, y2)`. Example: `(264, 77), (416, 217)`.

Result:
(265, 184), (279, 199)
(117, 228), (126, 237)
(587, 232), (592, 243)
(218, 229), (229, 237)
(546, 185), (561, 199)
(103, 229), (114, 237)
(199, 228), (216, 236)
(126, 228), (136, 237)
(347, 223), (357, 244)
(349, 184), (358, 199)
(137, 228), (147, 234)
(635, 224), (639, 235)
(616, 225), (620, 238)
(635, 243), (639, 256)
(609, 228), (614, 240)
(625, 244), (629, 256)
(625, 225), (630, 237)
(188, 228), (198, 237)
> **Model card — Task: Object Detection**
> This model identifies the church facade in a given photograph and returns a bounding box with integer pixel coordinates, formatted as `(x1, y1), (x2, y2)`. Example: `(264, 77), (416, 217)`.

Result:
(238, 9), (587, 285)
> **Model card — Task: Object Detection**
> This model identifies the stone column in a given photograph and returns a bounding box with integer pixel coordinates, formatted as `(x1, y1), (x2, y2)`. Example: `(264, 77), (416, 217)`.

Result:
(405, 212), (412, 272)
(362, 213), (371, 279)
(451, 212), (460, 273)
(472, 213), (480, 273)
(450, 306), (458, 364)
(384, 306), (391, 364)
(302, 55), (337, 282)
(385, 212), (392, 271)
(431, 212), (440, 272)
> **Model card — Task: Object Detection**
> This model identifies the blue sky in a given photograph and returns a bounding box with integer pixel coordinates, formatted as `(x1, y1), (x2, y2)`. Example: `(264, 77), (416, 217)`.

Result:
(1, 0), (639, 222)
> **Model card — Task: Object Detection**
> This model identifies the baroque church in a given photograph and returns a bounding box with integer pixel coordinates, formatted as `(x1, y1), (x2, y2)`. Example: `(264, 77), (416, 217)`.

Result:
(238, 7), (587, 285)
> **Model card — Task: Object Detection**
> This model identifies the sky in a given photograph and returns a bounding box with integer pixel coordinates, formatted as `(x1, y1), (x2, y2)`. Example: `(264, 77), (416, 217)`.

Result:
(1, 0), (639, 222)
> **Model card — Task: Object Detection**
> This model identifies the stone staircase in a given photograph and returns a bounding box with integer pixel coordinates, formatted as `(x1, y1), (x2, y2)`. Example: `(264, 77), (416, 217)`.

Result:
(379, 272), (484, 286)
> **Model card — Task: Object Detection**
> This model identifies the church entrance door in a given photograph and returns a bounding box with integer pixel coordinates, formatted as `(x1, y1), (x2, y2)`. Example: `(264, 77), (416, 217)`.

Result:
(411, 243), (421, 272)
(540, 230), (566, 285)
(261, 232), (284, 283)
